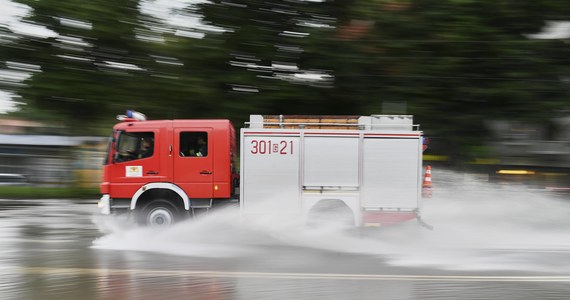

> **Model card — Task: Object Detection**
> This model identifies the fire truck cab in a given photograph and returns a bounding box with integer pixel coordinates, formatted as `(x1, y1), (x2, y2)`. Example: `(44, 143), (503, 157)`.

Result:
(99, 112), (237, 225)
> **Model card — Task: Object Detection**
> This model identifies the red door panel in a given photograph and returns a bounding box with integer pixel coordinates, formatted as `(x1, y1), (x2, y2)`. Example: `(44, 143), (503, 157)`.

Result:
(109, 129), (166, 198)
(173, 128), (214, 198)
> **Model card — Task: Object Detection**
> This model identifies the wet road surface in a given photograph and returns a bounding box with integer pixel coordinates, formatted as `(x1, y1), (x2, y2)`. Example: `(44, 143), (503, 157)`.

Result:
(1, 173), (570, 299)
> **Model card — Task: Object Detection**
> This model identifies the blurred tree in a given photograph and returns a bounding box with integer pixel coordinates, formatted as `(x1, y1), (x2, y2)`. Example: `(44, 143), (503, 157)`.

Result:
(0, 0), (151, 134)
(191, 0), (570, 161)
(0, 0), (568, 163)
(1, 0), (227, 134)
(320, 0), (570, 161)
(196, 0), (351, 122)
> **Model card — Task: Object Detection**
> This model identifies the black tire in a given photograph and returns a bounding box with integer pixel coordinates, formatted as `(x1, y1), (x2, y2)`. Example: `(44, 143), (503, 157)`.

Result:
(137, 200), (180, 227)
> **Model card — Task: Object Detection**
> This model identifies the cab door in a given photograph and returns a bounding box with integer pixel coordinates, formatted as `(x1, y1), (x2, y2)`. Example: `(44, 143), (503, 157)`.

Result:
(173, 128), (214, 198)
(109, 129), (165, 198)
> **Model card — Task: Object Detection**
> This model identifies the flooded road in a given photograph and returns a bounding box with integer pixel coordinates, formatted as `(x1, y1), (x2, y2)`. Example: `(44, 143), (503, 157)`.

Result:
(1, 171), (570, 299)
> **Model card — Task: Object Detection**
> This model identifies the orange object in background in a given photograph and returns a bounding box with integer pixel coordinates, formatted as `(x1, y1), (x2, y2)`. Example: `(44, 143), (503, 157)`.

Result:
(422, 165), (432, 198)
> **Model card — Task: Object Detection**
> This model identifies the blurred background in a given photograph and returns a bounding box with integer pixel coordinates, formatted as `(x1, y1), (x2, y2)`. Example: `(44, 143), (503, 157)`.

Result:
(0, 0), (569, 196)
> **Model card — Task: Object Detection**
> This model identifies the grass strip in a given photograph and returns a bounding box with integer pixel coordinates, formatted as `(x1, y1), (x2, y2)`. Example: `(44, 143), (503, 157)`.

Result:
(0, 186), (99, 199)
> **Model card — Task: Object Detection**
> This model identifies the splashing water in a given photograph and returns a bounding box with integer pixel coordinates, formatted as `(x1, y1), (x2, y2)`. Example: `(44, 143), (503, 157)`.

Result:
(92, 169), (570, 273)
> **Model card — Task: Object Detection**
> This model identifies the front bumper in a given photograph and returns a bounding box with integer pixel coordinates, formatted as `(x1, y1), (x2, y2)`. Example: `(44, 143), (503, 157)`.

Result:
(98, 194), (111, 215)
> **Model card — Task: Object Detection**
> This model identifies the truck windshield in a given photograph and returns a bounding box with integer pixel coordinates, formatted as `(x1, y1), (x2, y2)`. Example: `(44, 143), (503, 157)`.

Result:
(115, 131), (155, 162)
(103, 135), (113, 165)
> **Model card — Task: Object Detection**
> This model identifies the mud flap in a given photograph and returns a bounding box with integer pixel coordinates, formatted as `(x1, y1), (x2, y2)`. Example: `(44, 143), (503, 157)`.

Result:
(417, 214), (434, 231)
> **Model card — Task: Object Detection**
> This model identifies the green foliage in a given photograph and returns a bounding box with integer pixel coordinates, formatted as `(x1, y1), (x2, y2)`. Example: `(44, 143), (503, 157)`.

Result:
(1, 0), (569, 160)
(322, 0), (570, 161)
(0, 186), (99, 199)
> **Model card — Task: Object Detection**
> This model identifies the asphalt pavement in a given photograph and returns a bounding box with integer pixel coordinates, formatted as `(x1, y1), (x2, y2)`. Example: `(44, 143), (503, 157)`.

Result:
(1, 172), (570, 299)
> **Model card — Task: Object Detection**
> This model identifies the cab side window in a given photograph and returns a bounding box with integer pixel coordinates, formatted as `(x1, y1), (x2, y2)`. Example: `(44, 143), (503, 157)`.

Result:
(180, 132), (208, 157)
(116, 132), (154, 162)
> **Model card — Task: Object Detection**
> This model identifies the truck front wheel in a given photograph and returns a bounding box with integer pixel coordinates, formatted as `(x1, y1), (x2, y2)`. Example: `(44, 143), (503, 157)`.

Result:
(137, 200), (180, 227)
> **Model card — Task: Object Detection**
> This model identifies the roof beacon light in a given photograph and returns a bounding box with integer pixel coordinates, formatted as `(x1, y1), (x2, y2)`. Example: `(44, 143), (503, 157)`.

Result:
(127, 110), (147, 121)
(116, 110), (147, 122)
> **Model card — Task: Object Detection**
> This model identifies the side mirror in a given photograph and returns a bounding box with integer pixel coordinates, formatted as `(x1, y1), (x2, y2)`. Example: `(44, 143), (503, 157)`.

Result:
(114, 131), (122, 151)
(111, 130), (123, 163)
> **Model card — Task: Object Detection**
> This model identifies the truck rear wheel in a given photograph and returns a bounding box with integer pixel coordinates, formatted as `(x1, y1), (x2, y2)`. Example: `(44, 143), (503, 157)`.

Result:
(137, 200), (180, 227)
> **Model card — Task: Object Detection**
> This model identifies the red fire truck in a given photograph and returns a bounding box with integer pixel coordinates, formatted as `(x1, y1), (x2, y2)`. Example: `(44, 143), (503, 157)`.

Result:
(98, 111), (427, 227)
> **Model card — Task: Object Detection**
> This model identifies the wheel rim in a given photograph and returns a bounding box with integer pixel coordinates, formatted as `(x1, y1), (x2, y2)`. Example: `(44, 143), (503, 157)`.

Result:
(148, 207), (174, 226)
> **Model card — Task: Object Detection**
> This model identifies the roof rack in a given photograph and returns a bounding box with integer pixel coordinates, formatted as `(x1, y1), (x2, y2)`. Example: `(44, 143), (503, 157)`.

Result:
(245, 115), (420, 131)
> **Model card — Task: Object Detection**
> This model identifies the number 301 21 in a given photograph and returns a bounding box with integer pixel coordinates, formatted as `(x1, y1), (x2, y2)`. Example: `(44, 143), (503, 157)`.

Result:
(250, 140), (293, 155)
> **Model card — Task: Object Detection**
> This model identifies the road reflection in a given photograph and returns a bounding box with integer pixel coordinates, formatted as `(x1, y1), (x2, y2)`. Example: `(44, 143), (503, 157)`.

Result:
(1, 170), (570, 300)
